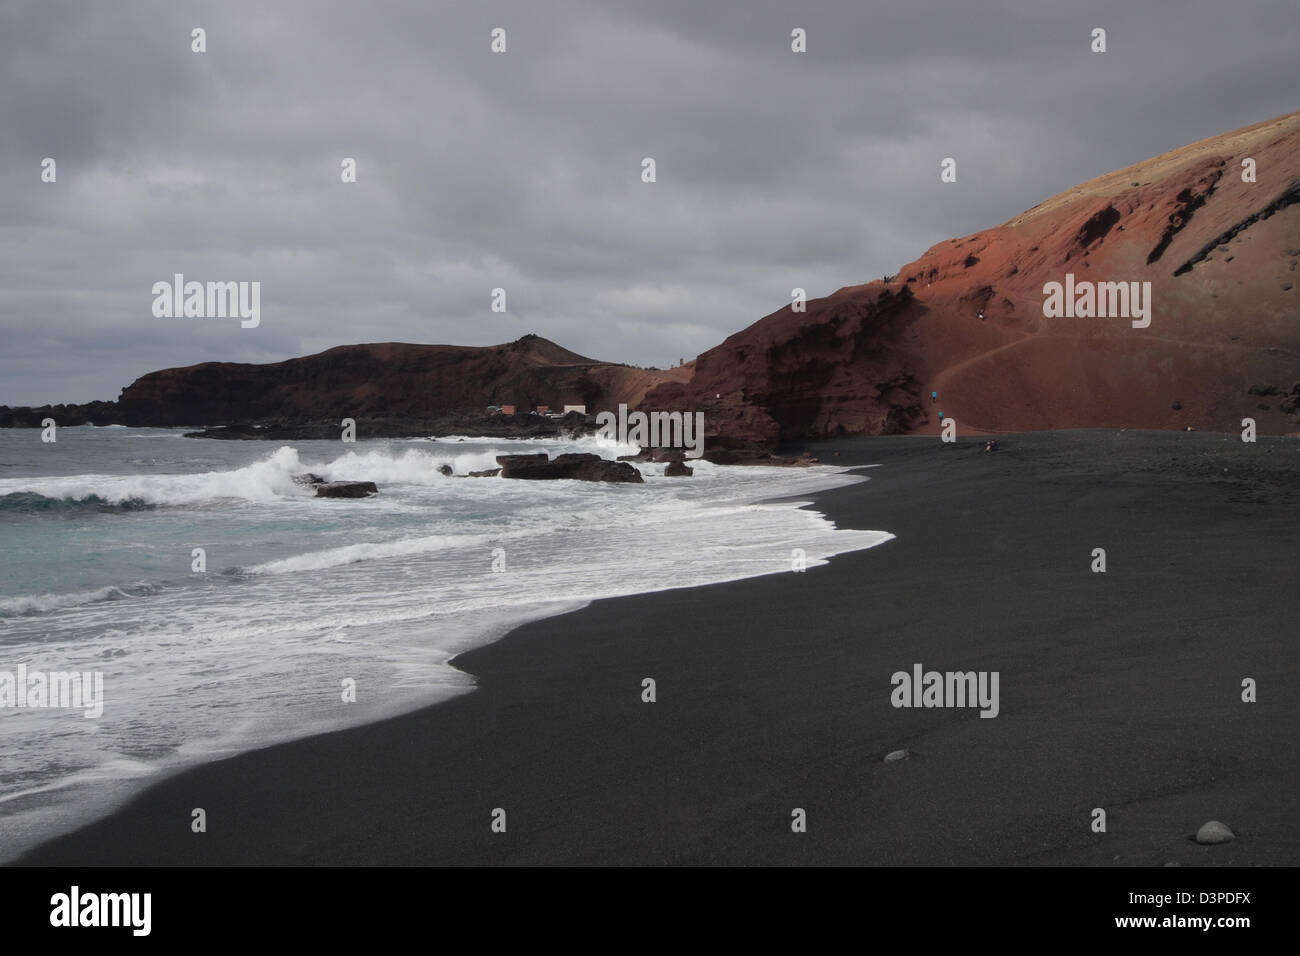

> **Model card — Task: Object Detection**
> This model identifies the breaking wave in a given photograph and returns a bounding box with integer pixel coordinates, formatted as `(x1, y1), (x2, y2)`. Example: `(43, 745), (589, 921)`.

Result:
(0, 582), (164, 619)
(0, 492), (154, 515)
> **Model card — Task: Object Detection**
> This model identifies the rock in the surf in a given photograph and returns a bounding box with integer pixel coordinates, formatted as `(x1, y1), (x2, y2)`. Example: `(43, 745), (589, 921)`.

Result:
(496, 452), (643, 483)
(315, 481), (378, 498)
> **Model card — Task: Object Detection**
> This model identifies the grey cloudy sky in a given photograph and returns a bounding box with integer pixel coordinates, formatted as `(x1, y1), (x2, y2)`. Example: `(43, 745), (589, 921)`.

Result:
(1, 0), (1295, 404)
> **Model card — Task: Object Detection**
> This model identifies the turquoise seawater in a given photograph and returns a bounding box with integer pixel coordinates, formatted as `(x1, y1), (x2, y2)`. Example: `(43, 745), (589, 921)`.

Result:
(0, 426), (891, 860)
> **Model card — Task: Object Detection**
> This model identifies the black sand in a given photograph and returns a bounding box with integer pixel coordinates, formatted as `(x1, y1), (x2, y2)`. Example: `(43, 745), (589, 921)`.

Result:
(16, 431), (1300, 866)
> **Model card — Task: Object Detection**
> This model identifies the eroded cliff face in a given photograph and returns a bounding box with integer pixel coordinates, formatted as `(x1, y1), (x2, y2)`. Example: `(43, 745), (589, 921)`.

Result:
(642, 284), (925, 448)
(643, 110), (1300, 444)
(116, 334), (684, 427)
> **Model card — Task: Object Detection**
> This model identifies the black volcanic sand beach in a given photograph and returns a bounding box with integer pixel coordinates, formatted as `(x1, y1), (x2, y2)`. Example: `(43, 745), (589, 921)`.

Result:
(17, 431), (1300, 866)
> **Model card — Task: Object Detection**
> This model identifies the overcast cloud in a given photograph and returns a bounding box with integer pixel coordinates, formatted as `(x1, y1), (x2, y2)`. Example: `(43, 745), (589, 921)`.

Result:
(0, 0), (1295, 403)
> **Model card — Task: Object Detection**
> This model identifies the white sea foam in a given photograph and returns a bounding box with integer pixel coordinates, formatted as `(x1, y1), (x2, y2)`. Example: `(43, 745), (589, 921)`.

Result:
(0, 435), (892, 862)
(0, 437), (646, 508)
(0, 585), (148, 619)
(0, 446), (309, 506)
(246, 532), (495, 575)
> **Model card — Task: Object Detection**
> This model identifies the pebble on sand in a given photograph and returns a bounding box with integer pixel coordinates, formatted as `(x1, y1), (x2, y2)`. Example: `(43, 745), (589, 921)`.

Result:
(1195, 821), (1235, 845)
(883, 749), (909, 763)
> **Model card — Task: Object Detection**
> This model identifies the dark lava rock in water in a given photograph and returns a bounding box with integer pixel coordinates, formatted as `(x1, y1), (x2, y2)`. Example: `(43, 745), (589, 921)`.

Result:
(496, 453), (643, 483)
(315, 481), (378, 498)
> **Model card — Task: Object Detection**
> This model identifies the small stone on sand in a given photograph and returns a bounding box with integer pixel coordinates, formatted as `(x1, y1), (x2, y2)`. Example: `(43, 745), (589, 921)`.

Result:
(1195, 821), (1235, 845)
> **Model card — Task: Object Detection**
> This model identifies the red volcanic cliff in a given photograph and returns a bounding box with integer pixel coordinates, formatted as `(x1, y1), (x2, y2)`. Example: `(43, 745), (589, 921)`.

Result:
(645, 110), (1300, 443)
(117, 334), (683, 427)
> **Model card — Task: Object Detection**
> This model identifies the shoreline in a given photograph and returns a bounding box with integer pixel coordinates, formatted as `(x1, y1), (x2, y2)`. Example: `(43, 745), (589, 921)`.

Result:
(0, 454), (881, 865)
(14, 430), (1300, 866)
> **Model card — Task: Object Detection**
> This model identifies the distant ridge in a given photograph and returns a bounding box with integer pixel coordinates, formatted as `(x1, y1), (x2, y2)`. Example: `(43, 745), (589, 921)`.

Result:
(110, 334), (686, 427)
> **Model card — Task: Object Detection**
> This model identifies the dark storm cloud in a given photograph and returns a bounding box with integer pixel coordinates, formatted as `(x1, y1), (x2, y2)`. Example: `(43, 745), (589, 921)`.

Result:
(1, 0), (1295, 403)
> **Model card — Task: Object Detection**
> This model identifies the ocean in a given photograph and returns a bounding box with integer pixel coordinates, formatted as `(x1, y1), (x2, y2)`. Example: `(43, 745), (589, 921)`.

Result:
(0, 426), (892, 860)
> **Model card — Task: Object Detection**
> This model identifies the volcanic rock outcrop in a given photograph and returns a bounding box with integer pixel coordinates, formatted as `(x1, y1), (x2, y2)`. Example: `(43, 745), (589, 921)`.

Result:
(495, 452), (644, 483)
(644, 110), (1300, 441)
(315, 481), (379, 498)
